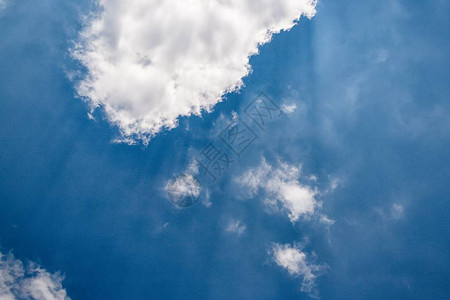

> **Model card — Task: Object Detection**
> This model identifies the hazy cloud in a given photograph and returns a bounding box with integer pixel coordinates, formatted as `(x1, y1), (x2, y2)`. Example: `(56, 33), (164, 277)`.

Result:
(165, 173), (201, 206)
(0, 0), (7, 11)
(281, 103), (297, 114)
(225, 220), (247, 236)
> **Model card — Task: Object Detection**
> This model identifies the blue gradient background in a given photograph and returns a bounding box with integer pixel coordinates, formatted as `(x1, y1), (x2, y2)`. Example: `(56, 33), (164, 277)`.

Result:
(0, 0), (449, 299)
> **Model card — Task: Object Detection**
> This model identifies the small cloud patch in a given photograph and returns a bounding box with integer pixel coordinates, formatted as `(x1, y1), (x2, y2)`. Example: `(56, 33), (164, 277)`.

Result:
(271, 243), (326, 298)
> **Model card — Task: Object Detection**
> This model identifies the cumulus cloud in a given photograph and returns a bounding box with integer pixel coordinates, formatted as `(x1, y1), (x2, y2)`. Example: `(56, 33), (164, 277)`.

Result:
(0, 251), (69, 300)
(225, 220), (246, 236)
(72, 0), (317, 144)
(271, 243), (325, 298)
(236, 158), (319, 223)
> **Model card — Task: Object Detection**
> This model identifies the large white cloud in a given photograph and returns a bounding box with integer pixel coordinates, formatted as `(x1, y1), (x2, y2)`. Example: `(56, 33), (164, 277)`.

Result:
(271, 243), (325, 298)
(72, 0), (317, 144)
(0, 252), (69, 300)
(237, 158), (319, 223)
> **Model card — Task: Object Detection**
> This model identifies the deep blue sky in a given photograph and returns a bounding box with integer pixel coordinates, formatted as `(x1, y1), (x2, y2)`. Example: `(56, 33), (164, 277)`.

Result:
(0, 0), (449, 299)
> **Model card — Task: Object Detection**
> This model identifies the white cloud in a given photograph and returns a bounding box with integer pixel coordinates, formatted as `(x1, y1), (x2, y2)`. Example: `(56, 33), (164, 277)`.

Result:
(225, 220), (246, 236)
(0, 252), (69, 300)
(237, 158), (272, 197)
(318, 214), (335, 226)
(330, 177), (340, 190)
(202, 189), (212, 208)
(271, 243), (325, 298)
(72, 0), (317, 144)
(165, 173), (201, 206)
(237, 159), (319, 223)
(281, 103), (297, 114)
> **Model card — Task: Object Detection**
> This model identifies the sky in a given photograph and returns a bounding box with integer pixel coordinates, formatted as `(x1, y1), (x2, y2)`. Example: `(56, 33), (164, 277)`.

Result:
(0, 0), (449, 299)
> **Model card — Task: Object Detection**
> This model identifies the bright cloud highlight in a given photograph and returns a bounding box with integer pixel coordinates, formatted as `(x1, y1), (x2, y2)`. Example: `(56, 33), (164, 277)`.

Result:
(72, 0), (317, 144)
(271, 243), (325, 298)
(0, 252), (69, 300)
(237, 159), (319, 223)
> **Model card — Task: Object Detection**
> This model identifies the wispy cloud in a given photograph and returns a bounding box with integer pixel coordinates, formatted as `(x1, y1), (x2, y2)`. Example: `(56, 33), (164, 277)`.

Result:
(0, 251), (69, 300)
(165, 173), (201, 207)
(271, 243), (326, 298)
(236, 158), (320, 223)
(225, 219), (247, 236)
(375, 202), (406, 221)
(72, 0), (317, 144)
